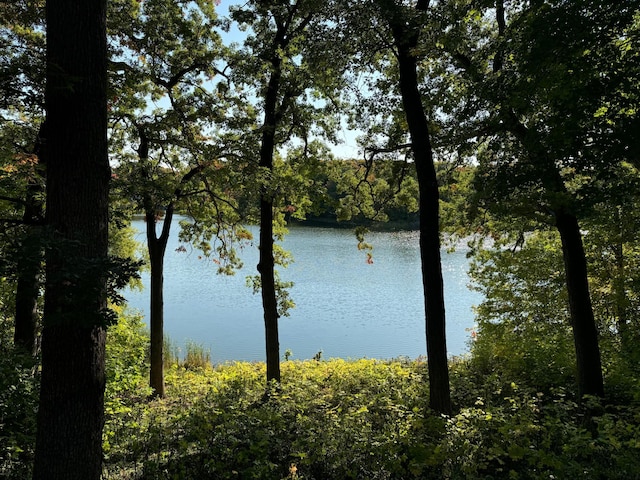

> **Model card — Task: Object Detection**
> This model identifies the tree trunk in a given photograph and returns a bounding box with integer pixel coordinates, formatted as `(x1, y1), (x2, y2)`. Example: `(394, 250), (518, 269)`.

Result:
(614, 239), (629, 346)
(508, 118), (605, 399)
(33, 326), (107, 480)
(14, 126), (45, 356)
(490, 0), (604, 401)
(135, 125), (173, 398)
(612, 207), (630, 351)
(259, 62), (282, 384)
(33, 0), (109, 477)
(259, 195), (280, 383)
(555, 209), (604, 398)
(391, 20), (452, 415)
(14, 232), (41, 355)
(146, 206), (173, 398)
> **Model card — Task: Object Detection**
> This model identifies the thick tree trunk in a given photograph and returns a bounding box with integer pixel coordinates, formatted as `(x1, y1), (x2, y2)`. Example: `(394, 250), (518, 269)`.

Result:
(555, 210), (604, 398)
(391, 21), (452, 415)
(259, 63), (282, 383)
(33, 326), (107, 479)
(33, 0), (109, 477)
(146, 207), (172, 398)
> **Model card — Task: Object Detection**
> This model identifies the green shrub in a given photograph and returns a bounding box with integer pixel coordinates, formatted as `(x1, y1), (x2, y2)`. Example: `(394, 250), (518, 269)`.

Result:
(467, 318), (576, 398)
(103, 307), (152, 469)
(102, 359), (442, 479)
(442, 387), (640, 479)
(0, 346), (38, 480)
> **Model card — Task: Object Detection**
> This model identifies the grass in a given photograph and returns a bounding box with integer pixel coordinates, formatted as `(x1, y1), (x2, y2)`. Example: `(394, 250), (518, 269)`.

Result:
(163, 337), (211, 370)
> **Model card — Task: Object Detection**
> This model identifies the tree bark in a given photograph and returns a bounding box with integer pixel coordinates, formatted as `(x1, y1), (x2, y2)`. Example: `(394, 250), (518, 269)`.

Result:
(33, 326), (107, 480)
(33, 0), (109, 477)
(555, 209), (604, 398)
(390, 17), (452, 415)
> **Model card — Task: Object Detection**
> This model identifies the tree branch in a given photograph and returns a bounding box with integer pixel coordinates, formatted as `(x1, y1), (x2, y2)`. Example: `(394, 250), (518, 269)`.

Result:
(364, 143), (412, 157)
(416, 0), (430, 12)
(174, 163), (209, 199)
(155, 62), (208, 91)
(0, 195), (28, 207)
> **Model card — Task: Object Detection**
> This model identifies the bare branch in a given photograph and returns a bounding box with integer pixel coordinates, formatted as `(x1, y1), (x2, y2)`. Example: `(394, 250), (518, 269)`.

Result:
(364, 143), (412, 157)
(155, 62), (208, 91)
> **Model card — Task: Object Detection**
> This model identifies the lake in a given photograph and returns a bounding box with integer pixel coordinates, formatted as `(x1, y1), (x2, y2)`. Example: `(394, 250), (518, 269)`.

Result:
(124, 218), (482, 363)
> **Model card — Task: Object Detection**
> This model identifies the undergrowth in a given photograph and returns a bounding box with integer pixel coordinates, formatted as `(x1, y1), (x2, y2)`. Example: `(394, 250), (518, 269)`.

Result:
(100, 358), (640, 480)
(2, 311), (639, 479)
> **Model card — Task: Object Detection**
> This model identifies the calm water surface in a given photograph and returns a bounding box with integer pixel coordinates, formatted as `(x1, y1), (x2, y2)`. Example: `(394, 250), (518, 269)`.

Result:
(124, 218), (482, 362)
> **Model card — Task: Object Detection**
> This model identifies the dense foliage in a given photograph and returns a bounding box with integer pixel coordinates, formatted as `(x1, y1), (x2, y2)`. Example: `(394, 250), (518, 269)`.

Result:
(3, 310), (640, 479)
(99, 311), (640, 480)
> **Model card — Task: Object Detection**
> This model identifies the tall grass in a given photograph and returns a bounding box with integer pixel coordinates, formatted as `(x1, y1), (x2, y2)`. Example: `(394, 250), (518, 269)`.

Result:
(163, 336), (211, 369)
(183, 340), (211, 369)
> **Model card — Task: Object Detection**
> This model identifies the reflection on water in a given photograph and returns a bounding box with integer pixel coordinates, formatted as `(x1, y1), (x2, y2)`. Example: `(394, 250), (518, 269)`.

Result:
(124, 219), (482, 363)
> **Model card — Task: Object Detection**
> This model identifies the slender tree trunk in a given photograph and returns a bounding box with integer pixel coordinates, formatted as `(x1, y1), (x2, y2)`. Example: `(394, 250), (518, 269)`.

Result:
(614, 239), (628, 345)
(259, 63), (282, 384)
(135, 125), (206, 396)
(502, 103), (605, 399)
(555, 209), (604, 398)
(391, 19), (452, 415)
(33, 0), (109, 477)
(14, 127), (45, 355)
(612, 207), (630, 351)
(135, 126), (173, 397)
(516, 135), (604, 400)
(489, 0), (604, 400)
(259, 195), (280, 383)
(146, 206), (172, 398)
(14, 232), (41, 355)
